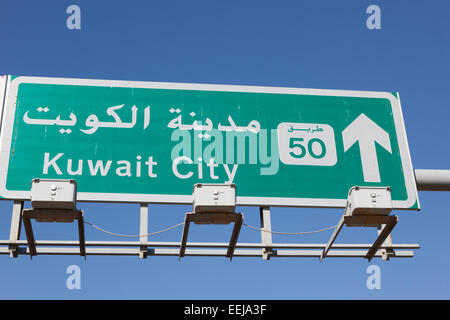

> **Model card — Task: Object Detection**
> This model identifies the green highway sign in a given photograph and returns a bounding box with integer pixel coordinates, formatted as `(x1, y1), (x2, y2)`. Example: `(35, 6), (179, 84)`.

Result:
(0, 76), (419, 209)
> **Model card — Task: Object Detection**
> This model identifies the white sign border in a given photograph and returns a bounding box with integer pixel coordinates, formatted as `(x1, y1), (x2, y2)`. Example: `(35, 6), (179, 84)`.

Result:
(0, 76), (420, 209)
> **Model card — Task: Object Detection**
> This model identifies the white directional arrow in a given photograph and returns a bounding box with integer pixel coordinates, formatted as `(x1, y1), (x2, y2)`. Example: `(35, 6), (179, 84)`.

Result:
(342, 113), (392, 182)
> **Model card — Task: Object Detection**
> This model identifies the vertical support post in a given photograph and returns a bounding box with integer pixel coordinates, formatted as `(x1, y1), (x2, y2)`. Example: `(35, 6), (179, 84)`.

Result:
(259, 207), (273, 260)
(139, 204), (148, 259)
(8, 201), (23, 258)
(377, 224), (394, 261)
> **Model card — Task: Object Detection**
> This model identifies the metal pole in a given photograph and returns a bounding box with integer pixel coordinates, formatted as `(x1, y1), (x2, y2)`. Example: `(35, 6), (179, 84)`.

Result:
(179, 213), (191, 260)
(8, 201), (23, 258)
(21, 212), (37, 257)
(139, 204), (148, 259)
(415, 169), (450, 191)
(259, 207), (273, 260)
(320, 215), (345, 262)
(226, 213), (243, 260)
(77, 211), (86, 257)
(0, 246), (417, 258)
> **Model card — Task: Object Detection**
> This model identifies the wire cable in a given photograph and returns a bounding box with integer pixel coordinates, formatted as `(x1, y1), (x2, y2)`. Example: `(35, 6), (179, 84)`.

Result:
(84, 221), (184, 238)
(243, 223), (337, 235)
(84, 220), (336, 238)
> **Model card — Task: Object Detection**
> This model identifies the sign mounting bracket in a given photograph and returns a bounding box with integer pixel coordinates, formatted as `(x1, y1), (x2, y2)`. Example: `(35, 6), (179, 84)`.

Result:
(178, 212), (243, 261)
(320, 186), (398, 262)
(22, 208), (86, 258)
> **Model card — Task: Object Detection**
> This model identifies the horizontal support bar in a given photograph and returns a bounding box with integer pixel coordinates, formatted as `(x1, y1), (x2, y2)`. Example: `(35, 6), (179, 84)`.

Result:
(0, 240), (420, 250)
(0, 246), (415, 258)
(415, 169), (450, 191)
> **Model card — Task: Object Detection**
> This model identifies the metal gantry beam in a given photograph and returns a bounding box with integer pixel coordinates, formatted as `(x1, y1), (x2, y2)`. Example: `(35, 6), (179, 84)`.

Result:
(0, 240), (421, 249)
(0, 240), (419, 258)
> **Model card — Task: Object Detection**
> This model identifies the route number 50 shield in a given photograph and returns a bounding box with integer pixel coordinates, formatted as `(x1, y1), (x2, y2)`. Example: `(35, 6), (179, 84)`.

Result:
(277, 122), (337, 166)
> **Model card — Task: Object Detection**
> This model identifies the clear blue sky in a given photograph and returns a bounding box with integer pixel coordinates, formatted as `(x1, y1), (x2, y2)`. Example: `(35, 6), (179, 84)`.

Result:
(0, 0), (449, 299)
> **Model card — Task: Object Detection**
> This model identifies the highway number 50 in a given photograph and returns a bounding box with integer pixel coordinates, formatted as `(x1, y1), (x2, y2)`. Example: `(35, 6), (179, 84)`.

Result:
(277, 122), (337, 166)
(289, 137), (326, 159)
